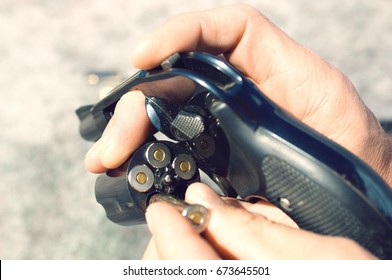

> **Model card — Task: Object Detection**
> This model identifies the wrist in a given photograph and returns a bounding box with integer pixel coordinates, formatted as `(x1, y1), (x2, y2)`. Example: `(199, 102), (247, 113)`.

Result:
(358, 119), (392, 188)
(375, 133), (392, 188)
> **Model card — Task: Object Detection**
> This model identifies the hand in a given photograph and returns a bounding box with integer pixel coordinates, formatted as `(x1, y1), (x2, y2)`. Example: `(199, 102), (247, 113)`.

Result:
(84, 4), (392, 187)
(83, 4), (392, 260)
(142, 183), (376, 259)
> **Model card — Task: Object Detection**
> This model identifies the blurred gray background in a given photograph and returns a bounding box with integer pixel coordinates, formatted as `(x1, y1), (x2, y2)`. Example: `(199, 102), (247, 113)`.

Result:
(1, 0), (391, 259)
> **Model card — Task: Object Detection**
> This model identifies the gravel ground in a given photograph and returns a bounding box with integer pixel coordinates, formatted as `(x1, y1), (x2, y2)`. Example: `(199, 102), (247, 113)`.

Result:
(1, 0), (391, 259)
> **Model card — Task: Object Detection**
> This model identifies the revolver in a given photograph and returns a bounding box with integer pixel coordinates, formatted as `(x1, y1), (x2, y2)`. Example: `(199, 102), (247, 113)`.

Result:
(76, 52), (392, 258)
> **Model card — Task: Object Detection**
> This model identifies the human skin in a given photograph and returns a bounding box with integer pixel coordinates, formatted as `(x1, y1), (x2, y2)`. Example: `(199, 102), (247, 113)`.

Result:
(143, 183), (376, 259)
(84, 4), (391, 259)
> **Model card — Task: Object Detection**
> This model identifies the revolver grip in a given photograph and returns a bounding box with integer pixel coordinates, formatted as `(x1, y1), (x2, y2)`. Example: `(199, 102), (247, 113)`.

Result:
(261, 155), (392, 258)
(210, 100), (392, 259)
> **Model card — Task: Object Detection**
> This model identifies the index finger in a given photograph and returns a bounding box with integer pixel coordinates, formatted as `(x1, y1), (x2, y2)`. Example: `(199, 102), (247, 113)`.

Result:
(131, 4), (323, 87)
(130, 4), (348, 121)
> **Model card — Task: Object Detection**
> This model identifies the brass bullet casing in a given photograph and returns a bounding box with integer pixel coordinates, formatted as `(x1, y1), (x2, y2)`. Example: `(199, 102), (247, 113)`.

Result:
(172, 154), (197, 180)
(146, 142), (171, 168)
(149, 194), (210, 233)
(179, 161), (191, 173)
(153, 148), (165, 162)
(128, 165), (154, 192)
(136, 172), (148, 185)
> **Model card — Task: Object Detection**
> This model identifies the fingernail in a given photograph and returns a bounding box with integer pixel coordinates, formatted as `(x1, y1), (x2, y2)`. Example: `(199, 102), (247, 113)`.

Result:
(84, 143), (106, 173)
(100, 136), (115, 166)
(86, 143), (99, 162)
(135, 36), (150, 52)
(131, 38), (150, 65)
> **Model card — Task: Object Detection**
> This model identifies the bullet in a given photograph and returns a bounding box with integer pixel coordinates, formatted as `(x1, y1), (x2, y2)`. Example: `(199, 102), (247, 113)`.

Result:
(149, 194), (210, 233)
